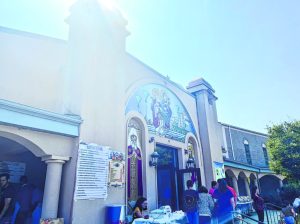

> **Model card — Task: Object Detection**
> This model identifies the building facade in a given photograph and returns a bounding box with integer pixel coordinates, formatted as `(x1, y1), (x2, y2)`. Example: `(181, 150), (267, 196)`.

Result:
(0, 0), (282, 223)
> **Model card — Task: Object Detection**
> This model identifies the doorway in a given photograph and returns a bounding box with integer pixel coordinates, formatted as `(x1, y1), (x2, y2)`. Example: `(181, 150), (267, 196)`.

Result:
(156, 145), (179, 211)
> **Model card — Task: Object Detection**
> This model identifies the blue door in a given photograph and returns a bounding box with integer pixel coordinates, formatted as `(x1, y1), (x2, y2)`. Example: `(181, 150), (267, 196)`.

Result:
(156, 145), (179, 211)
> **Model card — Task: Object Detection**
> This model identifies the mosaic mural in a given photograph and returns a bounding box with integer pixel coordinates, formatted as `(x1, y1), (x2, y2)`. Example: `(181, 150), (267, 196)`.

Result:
(126, 84), (196, 142)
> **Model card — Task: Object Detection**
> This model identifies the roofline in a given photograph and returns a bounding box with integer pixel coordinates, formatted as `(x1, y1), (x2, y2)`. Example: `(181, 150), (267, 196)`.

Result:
(0, 26), (66, 44)
(220, 122), (268, 137)
(126, 53), (196, 98)
(224, 159), (273, 174)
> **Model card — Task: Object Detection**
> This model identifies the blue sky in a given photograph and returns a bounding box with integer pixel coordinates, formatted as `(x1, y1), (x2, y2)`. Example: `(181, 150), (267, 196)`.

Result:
(1, 0), (299, 133)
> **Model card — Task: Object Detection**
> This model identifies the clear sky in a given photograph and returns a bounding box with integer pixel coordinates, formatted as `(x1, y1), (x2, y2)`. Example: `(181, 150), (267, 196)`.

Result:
(1, 0), (300, 133)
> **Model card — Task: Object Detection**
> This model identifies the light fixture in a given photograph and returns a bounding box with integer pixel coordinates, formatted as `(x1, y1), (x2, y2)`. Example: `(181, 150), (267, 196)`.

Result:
(186, 156), (195, 169)
(149, 137), (155, 143)
(149, 151), (159, 167)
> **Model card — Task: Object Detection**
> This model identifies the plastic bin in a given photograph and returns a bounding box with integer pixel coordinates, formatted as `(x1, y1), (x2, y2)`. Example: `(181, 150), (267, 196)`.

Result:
(106, 204), (125, 224)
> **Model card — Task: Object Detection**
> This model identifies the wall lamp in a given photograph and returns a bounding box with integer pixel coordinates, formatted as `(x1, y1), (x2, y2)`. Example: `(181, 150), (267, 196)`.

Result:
(186, 156), (195, 169)
(149, 137), (155, 143)
(149, 151), (159, 167)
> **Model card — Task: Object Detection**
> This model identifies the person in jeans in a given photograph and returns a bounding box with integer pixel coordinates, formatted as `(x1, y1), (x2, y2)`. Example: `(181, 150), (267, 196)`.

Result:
(183, 180), (199, 224)
(198, 186), (214, 224)
(251, 186), (264, 223)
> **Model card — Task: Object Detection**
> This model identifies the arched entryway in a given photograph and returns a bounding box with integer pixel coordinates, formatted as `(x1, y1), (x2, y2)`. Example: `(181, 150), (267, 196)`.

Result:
(259, 175), (281, 203)
(249, 173), (257, 191)
(225, 169), (239, 196)
(0, 129), (71, 220)
(238, 172), (250, 196)
(0, 136), (47, 187)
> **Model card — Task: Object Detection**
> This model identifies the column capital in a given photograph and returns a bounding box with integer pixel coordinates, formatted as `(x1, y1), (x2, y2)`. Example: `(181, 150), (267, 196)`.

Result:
(42, 155), (70, 163)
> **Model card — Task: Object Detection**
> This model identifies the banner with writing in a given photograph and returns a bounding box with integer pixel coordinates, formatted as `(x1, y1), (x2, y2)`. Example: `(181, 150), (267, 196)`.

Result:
(74, 143), (109, 200)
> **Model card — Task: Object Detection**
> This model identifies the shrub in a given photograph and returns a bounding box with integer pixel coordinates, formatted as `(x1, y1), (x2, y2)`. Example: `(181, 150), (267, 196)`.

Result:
(280, 181), (300, 204)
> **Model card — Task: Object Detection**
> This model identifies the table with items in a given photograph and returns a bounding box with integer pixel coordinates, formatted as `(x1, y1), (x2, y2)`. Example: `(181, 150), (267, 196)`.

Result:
(132, 210), (188, 224)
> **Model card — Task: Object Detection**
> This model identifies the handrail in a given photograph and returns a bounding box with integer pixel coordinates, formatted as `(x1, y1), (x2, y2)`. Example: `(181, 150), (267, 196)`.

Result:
(232, 211), (264, 224)
(265, 203), (283, 210)
(264, 203), (283, 224)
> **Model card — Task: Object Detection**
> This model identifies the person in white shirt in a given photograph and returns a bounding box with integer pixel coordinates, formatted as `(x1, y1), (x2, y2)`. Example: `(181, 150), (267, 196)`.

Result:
(293, 196), (300, 213)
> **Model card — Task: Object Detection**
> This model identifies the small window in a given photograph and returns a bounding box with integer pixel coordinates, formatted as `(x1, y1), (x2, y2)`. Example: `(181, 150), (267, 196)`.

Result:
(244, 139), (252, 165)
(262, 143), (269, 166)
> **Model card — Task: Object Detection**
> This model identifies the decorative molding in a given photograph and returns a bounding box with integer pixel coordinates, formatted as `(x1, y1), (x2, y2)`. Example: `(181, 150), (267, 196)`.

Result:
(0, 99), (82, 137)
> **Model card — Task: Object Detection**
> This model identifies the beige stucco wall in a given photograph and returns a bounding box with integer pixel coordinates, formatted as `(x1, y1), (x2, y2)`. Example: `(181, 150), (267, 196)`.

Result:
(0, 28), (67, 113)
(0, 1), (211, 223)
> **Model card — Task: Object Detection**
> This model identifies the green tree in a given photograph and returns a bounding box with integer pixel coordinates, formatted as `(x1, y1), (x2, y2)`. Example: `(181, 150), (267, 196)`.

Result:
(267, 120), (300, 180)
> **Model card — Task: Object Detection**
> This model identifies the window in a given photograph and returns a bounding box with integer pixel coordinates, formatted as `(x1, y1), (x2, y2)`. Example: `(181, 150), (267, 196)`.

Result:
(262, 143), (269, 166)
(244, 139), (252, 165)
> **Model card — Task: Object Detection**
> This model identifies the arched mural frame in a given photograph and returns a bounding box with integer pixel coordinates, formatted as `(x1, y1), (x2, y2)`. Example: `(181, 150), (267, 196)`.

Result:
(125, 113), (149, 203)
(125, 83), (197, 144)
(184, 133), (204, 183)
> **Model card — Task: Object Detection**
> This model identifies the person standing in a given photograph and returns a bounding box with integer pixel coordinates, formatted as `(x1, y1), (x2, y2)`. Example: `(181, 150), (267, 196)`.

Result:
(209, 181), (217, 196)
(183, 180), (199, 224)
(198, 186), (214, 224)
(293, 195), (300, 214)
(227, 184), (237, 207)
(15, 176), (34, 224)
(251, 186), (264, 223)
(281, 201), (296, 224)
(0, 173), (15, 224)
(213, 179), (235, 224)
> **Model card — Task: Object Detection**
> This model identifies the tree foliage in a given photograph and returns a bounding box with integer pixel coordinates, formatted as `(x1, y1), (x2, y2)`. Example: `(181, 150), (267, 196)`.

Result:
(267, 120), (300, 180)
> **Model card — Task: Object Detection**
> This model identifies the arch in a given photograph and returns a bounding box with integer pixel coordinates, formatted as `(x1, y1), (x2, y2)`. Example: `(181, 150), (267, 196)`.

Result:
(185, 134), (199, 167)
(259, 175), (282, 203)
(125, 83), (196, 143)
(249, 173), (257, 189)
(126, 115), (148, 202)
(225, 169), (237, 188)
(238, 171), (249, 196)
(0, 130), (45, 157)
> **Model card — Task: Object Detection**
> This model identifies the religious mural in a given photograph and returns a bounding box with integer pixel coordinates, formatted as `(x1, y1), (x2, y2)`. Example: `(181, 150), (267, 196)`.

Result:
(126, 84), (196, 143)
(127, 120), (143, 201)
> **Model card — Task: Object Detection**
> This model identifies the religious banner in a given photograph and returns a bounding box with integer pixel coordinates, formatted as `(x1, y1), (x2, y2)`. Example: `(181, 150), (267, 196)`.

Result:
(127, 124), (143, 201)
(108, 150), (125, 187)
(74, 143), (110, 200)
(213, 161), (225, 181)
(0, 161), (26, 183)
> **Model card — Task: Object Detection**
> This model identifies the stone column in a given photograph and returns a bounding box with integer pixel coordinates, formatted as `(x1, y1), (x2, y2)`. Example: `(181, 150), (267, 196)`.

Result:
(41, 158), (66, 218)
(232, 177), (239, 196)
(245, 178), (251, 196)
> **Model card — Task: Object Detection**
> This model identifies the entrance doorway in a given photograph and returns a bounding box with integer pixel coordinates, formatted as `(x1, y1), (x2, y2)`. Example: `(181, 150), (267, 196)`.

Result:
(156, 145), (179, 211)
(0, 136), (46, 193)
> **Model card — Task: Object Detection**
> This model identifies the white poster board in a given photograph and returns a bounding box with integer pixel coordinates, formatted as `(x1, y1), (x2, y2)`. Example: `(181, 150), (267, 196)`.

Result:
(74, 143), (109, 200)
(0, 161), (26, 183)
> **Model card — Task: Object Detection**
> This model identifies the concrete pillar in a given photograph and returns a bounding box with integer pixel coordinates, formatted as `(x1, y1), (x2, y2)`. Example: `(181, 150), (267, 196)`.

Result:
(187, 78), (223, 186)
(232, 177), (239, 196)
(41, 159), (66, 218)
(245, 178), (250, 196)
